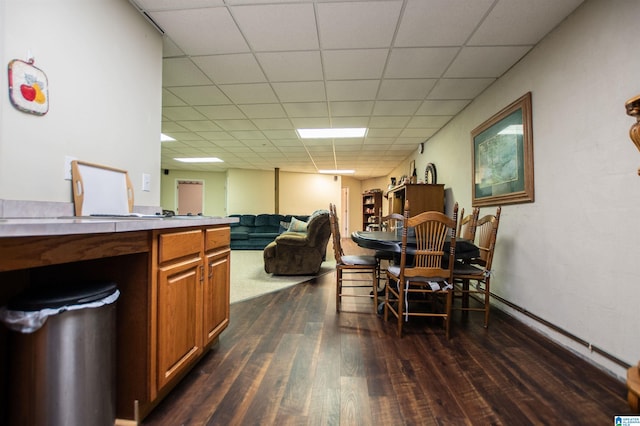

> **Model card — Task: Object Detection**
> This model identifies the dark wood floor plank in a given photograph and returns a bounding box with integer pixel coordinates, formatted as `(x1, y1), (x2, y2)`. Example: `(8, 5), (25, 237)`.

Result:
(142, 241), (631, 425)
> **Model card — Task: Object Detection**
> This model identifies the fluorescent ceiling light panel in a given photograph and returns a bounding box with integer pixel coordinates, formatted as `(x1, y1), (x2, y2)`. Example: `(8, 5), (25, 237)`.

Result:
(319, 169), (355, 174)
(161, 133), (176, 142)
(174, 157), (224, 163)
(297, 128), (367, 139)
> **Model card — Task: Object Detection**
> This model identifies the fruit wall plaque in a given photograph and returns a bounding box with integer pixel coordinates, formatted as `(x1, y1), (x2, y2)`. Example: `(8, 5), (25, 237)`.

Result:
(8, 58), (49, 115)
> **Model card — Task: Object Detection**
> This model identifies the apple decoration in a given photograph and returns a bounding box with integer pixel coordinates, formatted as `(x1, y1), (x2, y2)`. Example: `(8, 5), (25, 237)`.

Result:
(20, 84), (36, 101)
(8, 58), (49, 115)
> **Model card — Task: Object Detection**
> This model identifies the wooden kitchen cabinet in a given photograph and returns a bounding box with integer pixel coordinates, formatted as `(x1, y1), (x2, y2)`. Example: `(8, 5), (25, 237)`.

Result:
(0, 219), (234, 424)
(203, 228), (230, 347)
(154, 227), (230, 394)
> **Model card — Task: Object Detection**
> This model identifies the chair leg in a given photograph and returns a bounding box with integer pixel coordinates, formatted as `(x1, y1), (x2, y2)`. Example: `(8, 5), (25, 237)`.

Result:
(397, 281), (404, 337)
(483, 278), (491, 328)
(336, 269), (341, 312)
(372, 269), (378, 314)
(444, 290), (452, 339)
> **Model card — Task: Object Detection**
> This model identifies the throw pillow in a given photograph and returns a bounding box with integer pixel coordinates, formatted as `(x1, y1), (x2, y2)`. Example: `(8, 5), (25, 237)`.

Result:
(279, 221), (291, 233)
(288, 217), (308, 232)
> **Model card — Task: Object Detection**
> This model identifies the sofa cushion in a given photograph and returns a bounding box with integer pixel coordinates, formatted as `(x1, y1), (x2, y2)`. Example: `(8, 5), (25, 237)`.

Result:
(255, 214), (271, 227)
(239, 215), (256, 226)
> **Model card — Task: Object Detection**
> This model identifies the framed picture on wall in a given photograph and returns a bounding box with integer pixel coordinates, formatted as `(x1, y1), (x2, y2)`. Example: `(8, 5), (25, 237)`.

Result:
(471, 92), (534, 207)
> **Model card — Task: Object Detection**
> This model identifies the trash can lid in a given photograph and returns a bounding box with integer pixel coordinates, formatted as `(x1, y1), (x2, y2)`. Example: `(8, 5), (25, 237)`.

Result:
(8, 281), (118, 311)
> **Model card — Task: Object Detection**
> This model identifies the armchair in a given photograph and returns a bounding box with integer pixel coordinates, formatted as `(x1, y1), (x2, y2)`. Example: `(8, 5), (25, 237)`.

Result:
(263, 210), (331, 275)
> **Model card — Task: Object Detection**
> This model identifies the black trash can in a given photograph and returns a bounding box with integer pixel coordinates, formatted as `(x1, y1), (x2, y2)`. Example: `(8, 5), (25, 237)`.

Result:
(0, 281), (119, 426)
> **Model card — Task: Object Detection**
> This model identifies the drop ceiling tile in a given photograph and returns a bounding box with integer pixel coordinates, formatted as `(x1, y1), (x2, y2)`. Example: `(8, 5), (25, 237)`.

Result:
(323, 49), (389, 80)
(377, 79), (437, 100)
(330, 101), (375, 117)
(367, 128), (402, 138)
(262, 129), (298, 141)
(316, 1), (402, 49)
(214, 119), (258, 131)
(229, 130), (265, 139)
(163, 132), (204, 141)
(326, 80), (379, 101)
(369, 116), (411, 128)
(272, 81), (326, 102)
(178, 120), (223, 131)
(162, 106), (207, 120)
(289, 117), (331, 128)
(331, 117), (370, 127)
(219, 83), (278, 104)
(416, 100), (470, 115)
(196, 105), (245, 120)
(239, 104), (287, 119)
(407, 116), (451, 128)
(372, 100), (421, 116)
(163, 58), (211, 87)
(385, 48), (459, 78)
(427, 78), (495, 99)
(469, 0), (584, 46)
(445, 46), (533, 78)
(162, 89), (187, 107)
(195, 132), (235, 141)
(394, 0), (494, 47)
(168, 86), (231, 106)
(151, 8), (249, 55)
(251, 118), (294, 130)
(132, 0), (225, 11)
(256, 51), (323, 82)
(231, 3), (319, 51)
(282, 102), (328, 118)
(193, 54), (266, 84)
(162, 121), (188, 132)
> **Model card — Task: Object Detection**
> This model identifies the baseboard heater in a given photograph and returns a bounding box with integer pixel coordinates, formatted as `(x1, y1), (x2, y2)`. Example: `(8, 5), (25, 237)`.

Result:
(489, 292), (630, 369)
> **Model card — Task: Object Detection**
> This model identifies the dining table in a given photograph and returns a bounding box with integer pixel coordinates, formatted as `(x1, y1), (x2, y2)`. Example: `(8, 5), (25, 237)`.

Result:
(351, 230), (480, 261)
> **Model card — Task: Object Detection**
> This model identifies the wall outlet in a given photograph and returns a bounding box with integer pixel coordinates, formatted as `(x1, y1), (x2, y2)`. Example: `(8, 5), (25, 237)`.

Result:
(64, 155), (77, 180)
(142, 173), (151, 192)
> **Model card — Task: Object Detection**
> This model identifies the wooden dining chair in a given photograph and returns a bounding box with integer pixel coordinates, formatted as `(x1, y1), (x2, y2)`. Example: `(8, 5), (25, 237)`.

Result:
(452, 206), (501, 328)
(457, 207), (480, 241)
(329, 204), (378, 313)
(373, 213), (405, 295)
(384, 200), (458, 338)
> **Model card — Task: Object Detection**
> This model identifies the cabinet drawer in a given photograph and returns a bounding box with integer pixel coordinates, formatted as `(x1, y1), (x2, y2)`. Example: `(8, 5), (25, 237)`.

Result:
(158, 230), (202, 263)
(205, 227), (230, 251)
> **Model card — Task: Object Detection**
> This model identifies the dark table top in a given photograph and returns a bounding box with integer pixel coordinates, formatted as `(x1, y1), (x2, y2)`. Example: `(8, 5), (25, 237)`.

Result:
(351, 230), (480, 260)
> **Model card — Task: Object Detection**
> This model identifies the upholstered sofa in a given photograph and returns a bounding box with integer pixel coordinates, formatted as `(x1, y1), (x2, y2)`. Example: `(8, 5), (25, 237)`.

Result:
(228, 213), (310, 250)
(263, 210), (331, 275)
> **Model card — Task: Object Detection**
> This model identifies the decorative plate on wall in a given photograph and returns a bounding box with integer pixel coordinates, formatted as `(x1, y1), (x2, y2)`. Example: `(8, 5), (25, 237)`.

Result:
(8, 59), (49, 115)
(425, 163), (437, 184)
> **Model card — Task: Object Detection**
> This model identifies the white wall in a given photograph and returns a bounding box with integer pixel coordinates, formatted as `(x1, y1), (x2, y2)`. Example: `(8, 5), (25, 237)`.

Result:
(417, 0), (640, 379)
(279, 171), (339, 215)
(0, 0), (162, 207)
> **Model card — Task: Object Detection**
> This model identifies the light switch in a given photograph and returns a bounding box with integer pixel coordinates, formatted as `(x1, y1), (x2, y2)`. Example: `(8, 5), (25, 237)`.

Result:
(142, 173), (151, 192)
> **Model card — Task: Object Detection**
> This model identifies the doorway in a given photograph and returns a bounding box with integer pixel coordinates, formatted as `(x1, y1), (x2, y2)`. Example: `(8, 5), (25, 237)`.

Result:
(177, 180), (204, 215)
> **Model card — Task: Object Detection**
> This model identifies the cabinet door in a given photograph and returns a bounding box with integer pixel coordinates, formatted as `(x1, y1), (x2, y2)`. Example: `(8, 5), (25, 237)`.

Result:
(157, 256), (203, 390)
(203, 248), (230, 347)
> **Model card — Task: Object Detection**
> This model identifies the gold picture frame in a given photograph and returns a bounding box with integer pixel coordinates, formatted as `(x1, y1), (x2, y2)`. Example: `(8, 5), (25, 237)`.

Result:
(471, 92), (534, 207)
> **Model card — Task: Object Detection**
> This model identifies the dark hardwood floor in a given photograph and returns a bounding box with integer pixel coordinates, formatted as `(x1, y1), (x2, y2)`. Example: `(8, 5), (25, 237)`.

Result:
(142, 244), (631, 425)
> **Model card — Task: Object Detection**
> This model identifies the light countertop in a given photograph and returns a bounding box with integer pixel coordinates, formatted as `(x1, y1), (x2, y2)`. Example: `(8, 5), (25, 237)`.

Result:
(0, 216), (238, 237)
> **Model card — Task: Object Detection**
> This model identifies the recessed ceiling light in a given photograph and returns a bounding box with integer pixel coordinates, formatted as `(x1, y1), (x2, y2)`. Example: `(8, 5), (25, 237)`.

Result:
(174, 157), (224, 163)
(296, 128), (367, 139)
(161, 133), (176, 142)
(319, 169), (355, 174)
